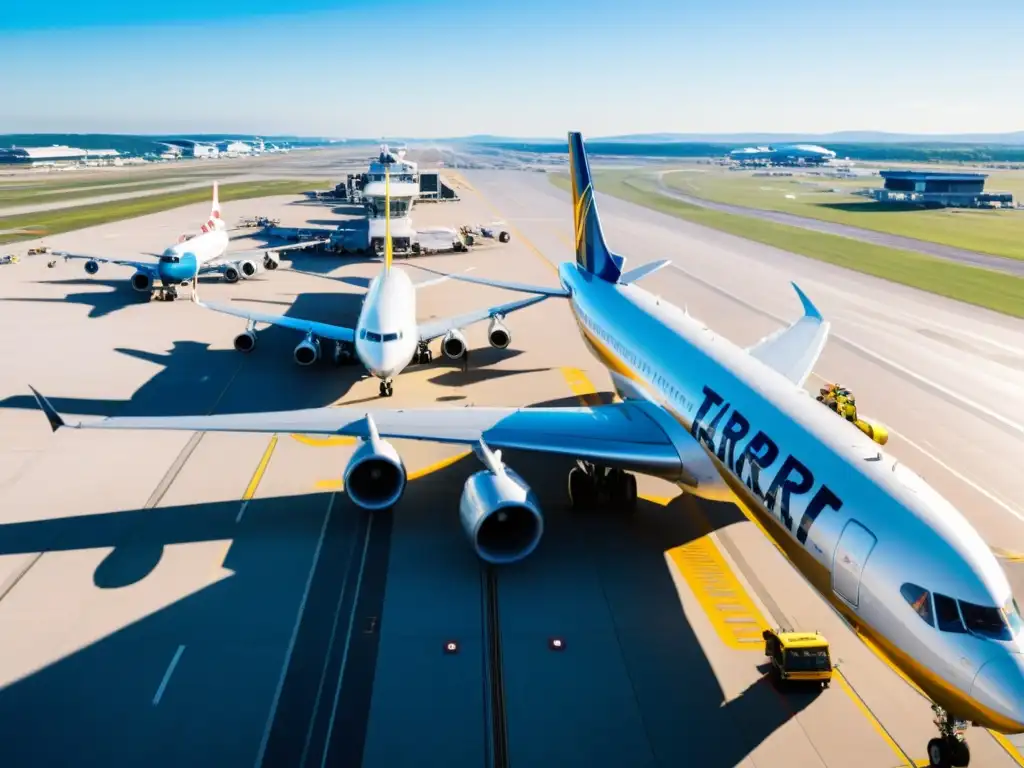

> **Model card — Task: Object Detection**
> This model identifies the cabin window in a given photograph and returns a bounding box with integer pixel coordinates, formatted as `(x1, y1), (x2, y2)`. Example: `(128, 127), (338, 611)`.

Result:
(934, 593), (967, 634)
(959, 599), (1019, 641)
(900, 583), (934, 627)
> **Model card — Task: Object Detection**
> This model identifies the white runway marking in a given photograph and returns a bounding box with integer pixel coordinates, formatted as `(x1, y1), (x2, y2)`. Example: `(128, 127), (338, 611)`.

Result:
(153, 644), (186, 706)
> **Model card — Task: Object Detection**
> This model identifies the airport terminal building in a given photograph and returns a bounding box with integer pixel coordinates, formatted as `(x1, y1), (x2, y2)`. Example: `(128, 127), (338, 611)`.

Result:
(874, 171), (1014, 208)
(729, 144), (837, 166)
(0, 145), (120, 166)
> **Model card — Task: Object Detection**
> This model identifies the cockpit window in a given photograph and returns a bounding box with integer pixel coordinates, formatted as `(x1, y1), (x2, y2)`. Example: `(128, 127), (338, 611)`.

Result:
(900, 583), (934, 627)
(934, 593), (967, 634)
(382, 332), (399, 342)
(366, 332), (382, 342)
(159, 255), (180, 263)
(959, 599), (1020, 641)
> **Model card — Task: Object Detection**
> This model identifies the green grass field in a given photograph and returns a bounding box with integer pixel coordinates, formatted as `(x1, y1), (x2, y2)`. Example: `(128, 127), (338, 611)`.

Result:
(549, 171), (1024, 319)
(660, 165), (1024, 261)
(0, 177), (228, 208)
(0, 179), (325, 245)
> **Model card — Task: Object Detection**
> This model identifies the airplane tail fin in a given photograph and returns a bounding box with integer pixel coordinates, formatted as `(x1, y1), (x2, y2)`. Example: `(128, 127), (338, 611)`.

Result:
(201, 181), (224, 233)
(568, 131), (623, 283)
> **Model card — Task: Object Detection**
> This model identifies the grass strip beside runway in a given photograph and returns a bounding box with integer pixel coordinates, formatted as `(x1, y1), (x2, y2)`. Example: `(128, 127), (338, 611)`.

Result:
(549, 172), (1024, 319)
(0, 179), (326, 245)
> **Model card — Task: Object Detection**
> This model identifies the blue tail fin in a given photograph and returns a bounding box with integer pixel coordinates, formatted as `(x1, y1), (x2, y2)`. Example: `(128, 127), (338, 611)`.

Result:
(568, 131), (623, 283)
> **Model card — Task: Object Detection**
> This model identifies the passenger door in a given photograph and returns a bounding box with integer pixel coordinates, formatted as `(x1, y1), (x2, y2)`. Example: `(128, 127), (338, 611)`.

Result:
(832, 519), (877, 607)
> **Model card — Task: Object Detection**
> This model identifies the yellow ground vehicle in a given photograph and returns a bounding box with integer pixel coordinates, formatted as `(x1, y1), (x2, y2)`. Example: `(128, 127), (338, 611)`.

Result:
(816, 383), (888, 446)
(762, 629), (833, 688)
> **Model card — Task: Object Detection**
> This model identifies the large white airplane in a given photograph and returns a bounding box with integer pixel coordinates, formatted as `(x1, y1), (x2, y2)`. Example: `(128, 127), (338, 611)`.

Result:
(28, 132), (1023, 767)
(187, 161), (547, 397)
(57, 182), (297, 300)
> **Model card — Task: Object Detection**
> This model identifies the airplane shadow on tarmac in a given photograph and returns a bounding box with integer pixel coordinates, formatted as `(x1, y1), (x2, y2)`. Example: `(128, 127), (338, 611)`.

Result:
(0, 445), (815, 768)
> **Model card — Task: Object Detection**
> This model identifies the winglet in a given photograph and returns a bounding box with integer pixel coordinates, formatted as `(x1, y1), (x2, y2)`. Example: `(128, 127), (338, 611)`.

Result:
(28, 386), (65, 432)
(791, 282), (822, 321)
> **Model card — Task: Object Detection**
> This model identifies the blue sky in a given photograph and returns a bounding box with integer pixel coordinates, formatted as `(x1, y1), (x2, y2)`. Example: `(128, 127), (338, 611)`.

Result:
(2, 0), (1022, 137)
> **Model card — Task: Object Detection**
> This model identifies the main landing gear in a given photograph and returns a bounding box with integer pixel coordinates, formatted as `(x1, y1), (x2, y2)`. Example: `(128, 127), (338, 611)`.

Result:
(379, 378), (393, 398)
(332, 341), (356, 365)
(927, 705), (971, 767)
(155, 285), (178, 302)
(567, 461), (638, 513)
(414, 342), (433, 366)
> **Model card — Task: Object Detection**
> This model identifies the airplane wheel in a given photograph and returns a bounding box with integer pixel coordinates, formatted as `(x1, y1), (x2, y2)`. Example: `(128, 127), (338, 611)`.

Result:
(265, 259), (279, 271)
(927, 738), (950, 767)
(568, 467), (597, 510)
(608, 470), (638, 514)
(498, 231), (510, 243)
(952, 739), (970, 768)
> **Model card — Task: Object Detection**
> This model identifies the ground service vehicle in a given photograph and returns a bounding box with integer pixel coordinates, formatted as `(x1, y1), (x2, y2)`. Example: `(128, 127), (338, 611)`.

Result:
(763, 629), (833, 688)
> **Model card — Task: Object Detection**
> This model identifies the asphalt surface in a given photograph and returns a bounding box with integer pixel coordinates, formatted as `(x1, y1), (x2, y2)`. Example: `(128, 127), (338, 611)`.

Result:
(652, 172), (1024, 277)
(0, 167), (1022, 767)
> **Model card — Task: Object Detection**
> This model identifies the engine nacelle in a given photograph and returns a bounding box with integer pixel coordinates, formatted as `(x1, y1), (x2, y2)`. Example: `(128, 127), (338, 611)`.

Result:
(459, 468), (543, 565)
(294, 337), (320, 366)
(488, 318), (511, 349)
(130, 271), (152, 292)
(239, 259), (258, 278)
(234, 330), (257, 353)
(224, 266), (240, 283)
(84, 260), (99, 275)
(343, 438), (407, 510)
(442, 328), (467, 359)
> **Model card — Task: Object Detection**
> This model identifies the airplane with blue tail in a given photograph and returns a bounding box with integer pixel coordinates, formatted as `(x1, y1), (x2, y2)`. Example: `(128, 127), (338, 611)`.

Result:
(56, 182), (312, 301)
(29, 132), (1024, 766)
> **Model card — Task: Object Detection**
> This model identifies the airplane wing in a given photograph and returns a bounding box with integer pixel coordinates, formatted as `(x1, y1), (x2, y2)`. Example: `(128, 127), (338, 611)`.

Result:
(417, 294), (550, 343)
(193, 297), (355, 343)
(406, 265), (569, 297)
(29, 388), (681, 474)
(56, 251), (157, 275)
(747, 282), (829, 388)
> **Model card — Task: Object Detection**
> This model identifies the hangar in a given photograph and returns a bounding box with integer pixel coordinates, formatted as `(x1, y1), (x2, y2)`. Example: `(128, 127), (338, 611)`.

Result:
(874, 171), (1014, 208)
(729, 144), (837, 166)
(0, 145), (120, 166)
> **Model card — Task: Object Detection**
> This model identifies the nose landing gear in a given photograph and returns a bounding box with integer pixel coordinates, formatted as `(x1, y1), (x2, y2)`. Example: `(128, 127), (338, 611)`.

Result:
(927, 706), (971, 767)
(379, 379), (393, 398)
(567, 461), (638, 513)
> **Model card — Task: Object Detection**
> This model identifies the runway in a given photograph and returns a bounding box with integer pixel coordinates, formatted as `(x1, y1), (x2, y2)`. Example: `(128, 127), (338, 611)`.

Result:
(652, 173), (1024, 277)
(0, 168), (1023, 767)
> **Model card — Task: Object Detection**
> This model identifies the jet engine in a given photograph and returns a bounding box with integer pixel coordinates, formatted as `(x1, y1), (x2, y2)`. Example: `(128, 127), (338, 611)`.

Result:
(293, 337), (320, 366)
(442, 328), (467, 359)
(460, 466), (543, 565)
(84, 260), (99, 275)
(343, 434), (407, 510)
(224, 266), (240, 283)
(130, 271), (152, 292)
(234, 330), (257, 353)
(239, 259), (258, 278)
(487, 317), (511, 350)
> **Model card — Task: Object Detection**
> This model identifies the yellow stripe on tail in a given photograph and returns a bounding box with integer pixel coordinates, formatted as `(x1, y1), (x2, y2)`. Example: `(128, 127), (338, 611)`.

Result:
(384, 165), (393, 274)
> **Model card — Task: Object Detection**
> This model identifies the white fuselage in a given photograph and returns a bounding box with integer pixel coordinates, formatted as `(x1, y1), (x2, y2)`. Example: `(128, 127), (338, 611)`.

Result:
(353, 266), (418, 380)
(164, 228), (229, 266)
(559, 260), (1024, 732)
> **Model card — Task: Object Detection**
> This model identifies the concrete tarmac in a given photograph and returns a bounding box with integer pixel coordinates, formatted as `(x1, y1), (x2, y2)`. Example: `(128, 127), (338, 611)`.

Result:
(0, 172), (1022, 767)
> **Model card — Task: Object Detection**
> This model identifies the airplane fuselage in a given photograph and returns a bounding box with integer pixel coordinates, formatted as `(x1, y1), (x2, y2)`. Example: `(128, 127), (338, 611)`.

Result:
(157, 229), (229, 284)
(558, 260), (1024, 732)
(353, 266), (418, 380)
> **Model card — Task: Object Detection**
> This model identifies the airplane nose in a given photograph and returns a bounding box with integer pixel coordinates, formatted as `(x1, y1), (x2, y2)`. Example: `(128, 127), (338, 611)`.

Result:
(971, 652), (1024, 733)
